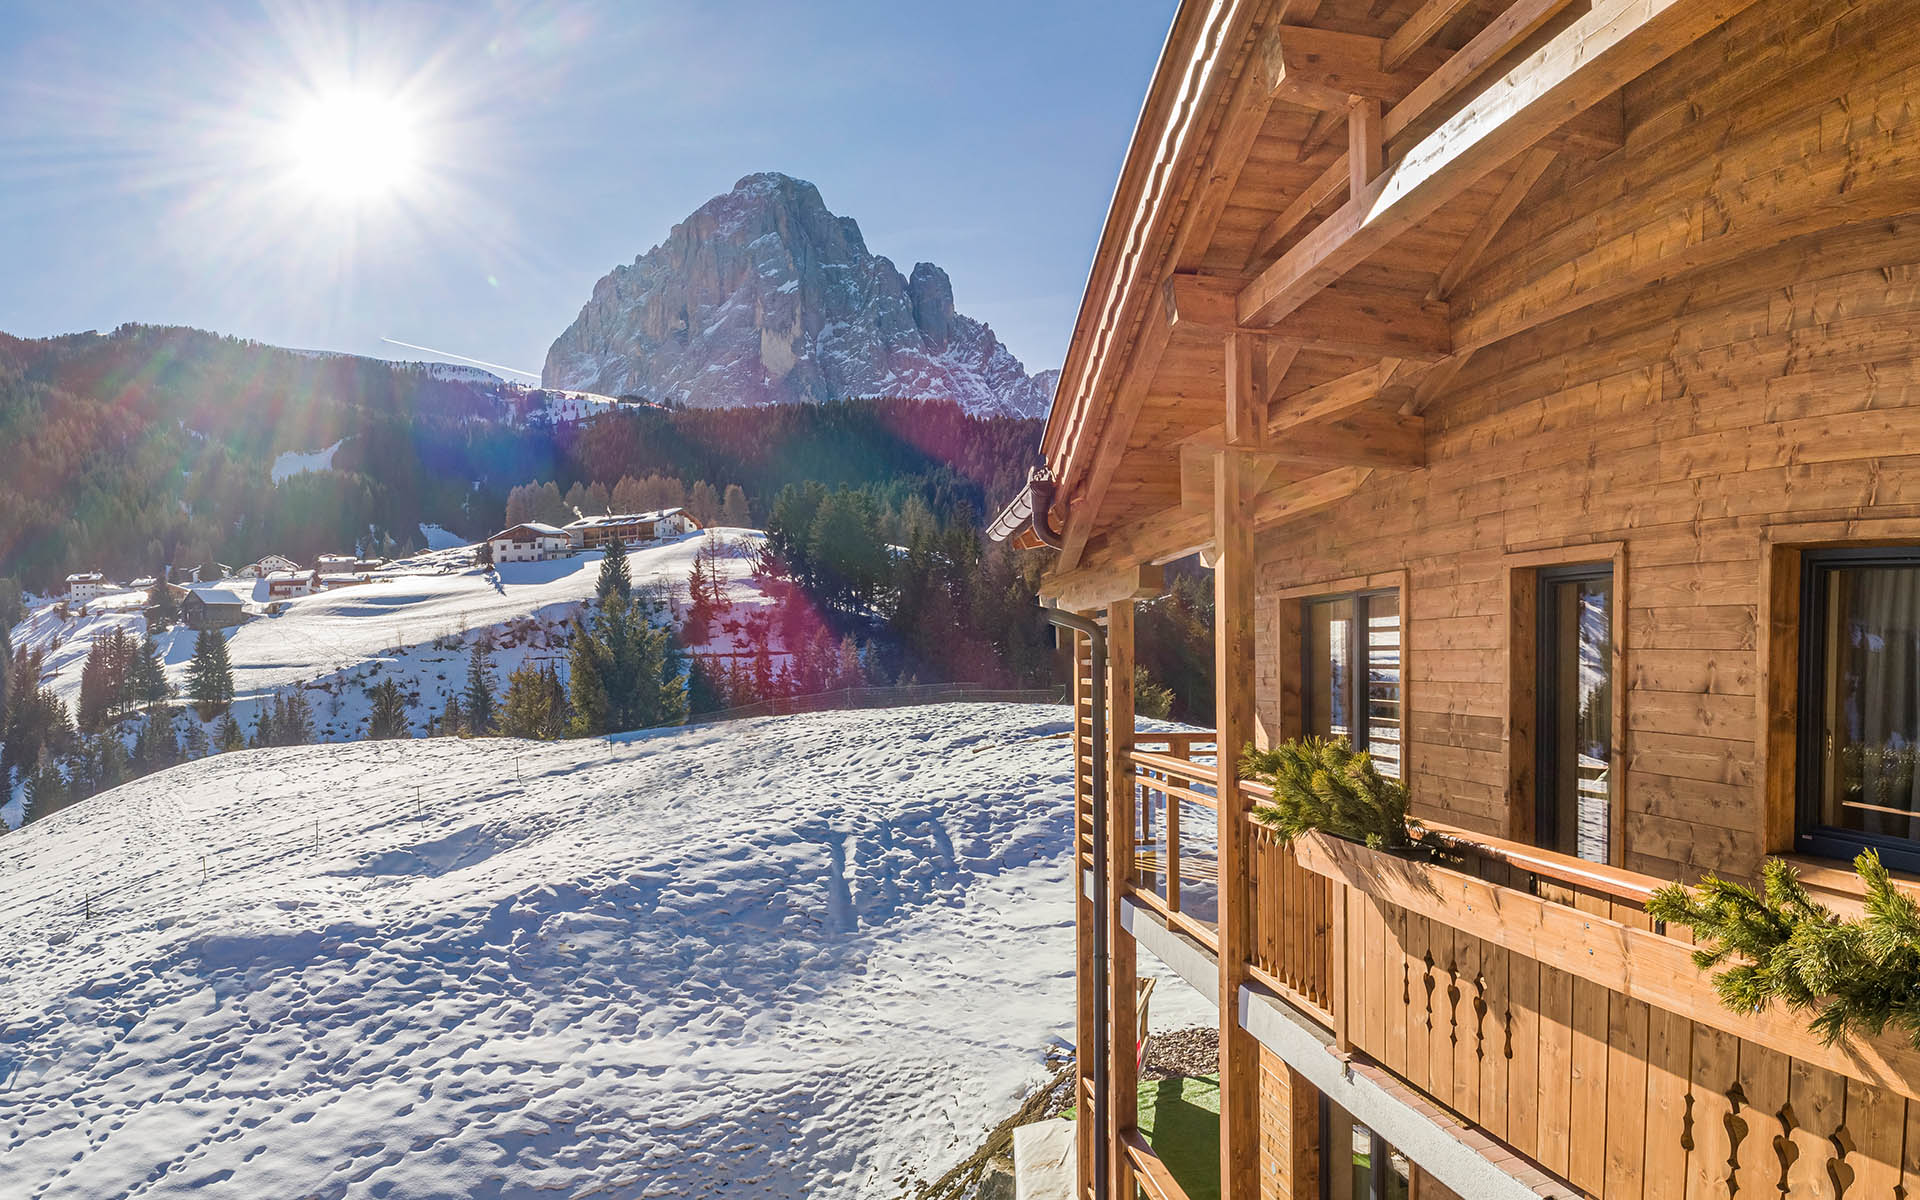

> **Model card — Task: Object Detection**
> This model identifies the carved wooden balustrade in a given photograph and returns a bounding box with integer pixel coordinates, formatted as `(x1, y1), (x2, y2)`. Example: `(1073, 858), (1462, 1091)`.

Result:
(1121, 731), (1920, 1197)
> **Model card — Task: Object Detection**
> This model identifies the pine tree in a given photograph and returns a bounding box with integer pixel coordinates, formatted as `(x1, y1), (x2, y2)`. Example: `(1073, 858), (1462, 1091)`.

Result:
(537, 663), (569, 740)
(186, 628), (234, 718)
(278, 690), (314, 745)
(146, 581), (178, 631)
(596, 537), (631, 603)
(567, 617), (611, 736)
(23, 760), (65, 824)
(440, 693), (464, 737)
(215, 713), (245, 753)
(182, 716), (209, 760)
(463, 639), (496, 734)
(720, 484), (751, 528)
(77, 638), (112, 733)
(500, 661), (568, 739)
(250, 702), (276, 748)
(133, 634), (171, 713)
(686, 655), (722, 715)
(366, 679), (411, 739)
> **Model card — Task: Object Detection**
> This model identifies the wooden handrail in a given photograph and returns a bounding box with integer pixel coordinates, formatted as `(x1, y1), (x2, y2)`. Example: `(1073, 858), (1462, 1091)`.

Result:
(1130, 749), (1220, 781)
(1122, 1128), (1192, 1200)
(1418, 818), (1662, 906)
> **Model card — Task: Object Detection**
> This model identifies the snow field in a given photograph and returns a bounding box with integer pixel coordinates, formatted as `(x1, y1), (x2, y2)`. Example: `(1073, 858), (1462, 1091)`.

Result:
(0, 704), (1210, 1199)
(9, 531), (774, 748)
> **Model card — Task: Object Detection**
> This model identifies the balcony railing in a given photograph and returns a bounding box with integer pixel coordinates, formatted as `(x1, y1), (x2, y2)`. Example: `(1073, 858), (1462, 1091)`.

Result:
(1120, 729), (1920, 1198)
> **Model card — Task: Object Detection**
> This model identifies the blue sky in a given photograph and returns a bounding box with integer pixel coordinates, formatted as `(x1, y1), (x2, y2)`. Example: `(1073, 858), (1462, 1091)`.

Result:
(0, 0), (1176, 380)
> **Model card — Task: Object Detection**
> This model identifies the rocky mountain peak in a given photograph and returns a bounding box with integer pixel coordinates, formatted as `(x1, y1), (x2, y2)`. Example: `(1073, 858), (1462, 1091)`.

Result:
(542, 173), (1054, 417)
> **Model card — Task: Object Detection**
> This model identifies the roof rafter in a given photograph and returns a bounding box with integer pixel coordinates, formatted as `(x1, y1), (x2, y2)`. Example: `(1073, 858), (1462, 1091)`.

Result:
(1238, 0), (1764, 329)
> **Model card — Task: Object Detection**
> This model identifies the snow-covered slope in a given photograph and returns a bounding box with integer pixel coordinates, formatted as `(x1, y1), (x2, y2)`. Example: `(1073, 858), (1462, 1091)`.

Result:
(543, 173), (1057, 417)
(0, 704), (1207, 1198)
(10, 531), (773, 745)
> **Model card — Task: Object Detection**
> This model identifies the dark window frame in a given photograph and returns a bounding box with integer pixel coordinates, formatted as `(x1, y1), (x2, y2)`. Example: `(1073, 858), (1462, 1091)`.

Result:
(1795, 546), (1920, 872)
(1534, 562), (1615, 858)
(1301, 586), (1400, 760)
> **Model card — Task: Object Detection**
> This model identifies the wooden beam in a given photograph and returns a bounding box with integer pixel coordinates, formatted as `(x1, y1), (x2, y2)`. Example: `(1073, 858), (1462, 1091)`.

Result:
(1245, 0), (1579, 265)
(1252, 465), (1373, 526)
(1399, 349), (1474, 417)
(1224, 332), (1265, 447)
(1268, 360), (1404, 430)
(1170, 9), (1294, 272)
(1349, 96), (1384, 196)
(1039, 561), (1167, 611)
(1165, 272), (1450, 361)
(1384, 0), (1477, 71)
(1269, 409), (1428, 469)
(1268, 25), (1423, 109)
(1081, 465), (1372, 571)
(1213, 445), (1259, 1200)
(1297, 107), (1346, 162)
(1239, 0), (1762, 328)
(1433, 146), (1558, 299)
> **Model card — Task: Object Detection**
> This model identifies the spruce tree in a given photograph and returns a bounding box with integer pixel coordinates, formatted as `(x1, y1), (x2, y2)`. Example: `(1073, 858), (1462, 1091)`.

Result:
(215, 713), (246, 753)
(440, 693), (464, 737)
(366, 679), (411, 740)
(146, 581), (178, 632)
(463, 639), (496, 734)
(182, 717), (209, 760)
(186, 628), (234, 718)
(251, 702), (276, 748)
(596, 537), (631, 603)
(279, 689), (314, 745)
(134, 634), (171, 713)
(500, 662), (558, 739)
(23, 760), (65, 824)
(567, 618), (610, 736)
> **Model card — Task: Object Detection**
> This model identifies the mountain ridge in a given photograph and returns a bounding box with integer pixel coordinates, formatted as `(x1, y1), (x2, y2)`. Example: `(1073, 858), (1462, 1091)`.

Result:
(543, 173), (1057, 418)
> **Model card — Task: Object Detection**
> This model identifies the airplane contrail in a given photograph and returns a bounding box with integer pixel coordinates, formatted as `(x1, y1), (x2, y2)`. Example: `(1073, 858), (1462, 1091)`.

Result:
(381, 338), (540, 380)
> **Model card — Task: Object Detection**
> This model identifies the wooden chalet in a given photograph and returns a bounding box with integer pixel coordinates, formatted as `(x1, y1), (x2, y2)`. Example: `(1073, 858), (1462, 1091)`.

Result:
(997, 0), (1920, 1197)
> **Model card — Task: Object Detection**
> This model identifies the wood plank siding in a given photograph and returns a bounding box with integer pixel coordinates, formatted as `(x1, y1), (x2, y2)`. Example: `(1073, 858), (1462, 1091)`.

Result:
(1021, 0), (1920, 1195)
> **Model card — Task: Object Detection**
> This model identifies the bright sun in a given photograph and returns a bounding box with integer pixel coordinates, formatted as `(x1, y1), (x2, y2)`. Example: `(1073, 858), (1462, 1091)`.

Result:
(280, 89), (421, 205)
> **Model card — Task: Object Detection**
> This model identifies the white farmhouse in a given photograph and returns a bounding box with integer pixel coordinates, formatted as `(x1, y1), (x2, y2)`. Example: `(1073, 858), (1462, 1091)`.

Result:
(65, 572), (113, 601)
(487, 522), (572, 563)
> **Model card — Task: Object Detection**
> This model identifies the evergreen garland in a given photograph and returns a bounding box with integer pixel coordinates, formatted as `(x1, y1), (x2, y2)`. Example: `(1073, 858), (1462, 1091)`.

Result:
(1648, 851), (1920, 1047)
(1241, 736), (1417, 852)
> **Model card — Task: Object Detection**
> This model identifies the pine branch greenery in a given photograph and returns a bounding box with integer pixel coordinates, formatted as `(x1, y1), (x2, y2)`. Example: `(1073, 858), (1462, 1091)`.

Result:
(1240, 736), (1417, 852)
(1647, 851), (1920, 1047)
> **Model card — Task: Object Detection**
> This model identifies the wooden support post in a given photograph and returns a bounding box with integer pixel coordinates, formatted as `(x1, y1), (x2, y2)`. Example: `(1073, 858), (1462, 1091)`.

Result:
(1349, 96), (1384, 197)
(1070, 628), (1098, 1199)
(1216, 328), (1261, 1199)
(1106, 601), (1139, 1194)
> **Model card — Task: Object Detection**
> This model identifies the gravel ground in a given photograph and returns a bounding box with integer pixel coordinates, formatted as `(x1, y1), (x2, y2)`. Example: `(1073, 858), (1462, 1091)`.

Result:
(1142, 1025), (1219, 1080)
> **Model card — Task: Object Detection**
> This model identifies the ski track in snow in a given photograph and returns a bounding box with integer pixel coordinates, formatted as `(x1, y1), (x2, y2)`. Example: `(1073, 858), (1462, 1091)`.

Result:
(0, 704), (1210, 1199)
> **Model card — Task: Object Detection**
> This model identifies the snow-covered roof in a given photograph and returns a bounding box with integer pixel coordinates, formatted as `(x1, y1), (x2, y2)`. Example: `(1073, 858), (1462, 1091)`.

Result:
(492, 522), (569, 539)
(186, 587), (247, 606)
(563, 508), (686, 530)
(129, 577), (157, 588)
(66, 572), (105, 583)
(265, 570), (315, 583)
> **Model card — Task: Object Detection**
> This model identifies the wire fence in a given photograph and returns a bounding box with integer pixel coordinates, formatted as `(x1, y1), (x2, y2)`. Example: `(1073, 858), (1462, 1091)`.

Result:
(678, 682), (1068, 727)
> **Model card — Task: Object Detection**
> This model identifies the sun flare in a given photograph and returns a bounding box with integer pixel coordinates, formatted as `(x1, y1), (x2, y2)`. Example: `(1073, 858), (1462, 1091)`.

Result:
(279, 88), (422, 205)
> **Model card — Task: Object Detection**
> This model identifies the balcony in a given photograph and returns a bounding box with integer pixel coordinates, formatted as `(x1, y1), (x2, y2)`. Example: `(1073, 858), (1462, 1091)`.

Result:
(1120, 734), (1920, 1198)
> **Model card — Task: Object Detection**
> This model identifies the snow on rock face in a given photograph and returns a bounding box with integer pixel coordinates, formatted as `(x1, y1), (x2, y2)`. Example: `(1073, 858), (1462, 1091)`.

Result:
(543, 173), (1058, 417)
(0, 705), (1208, 1198)
(268, 439), (344, 484)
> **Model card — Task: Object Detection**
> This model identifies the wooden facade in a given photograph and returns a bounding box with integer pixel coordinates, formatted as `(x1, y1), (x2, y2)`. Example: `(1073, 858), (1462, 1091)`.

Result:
(1011, 0), (1920, 1196)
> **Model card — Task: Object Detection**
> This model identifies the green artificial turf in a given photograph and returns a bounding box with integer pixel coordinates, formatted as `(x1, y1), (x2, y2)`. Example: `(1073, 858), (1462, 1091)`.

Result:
(1135, 1073), (1221, 1200)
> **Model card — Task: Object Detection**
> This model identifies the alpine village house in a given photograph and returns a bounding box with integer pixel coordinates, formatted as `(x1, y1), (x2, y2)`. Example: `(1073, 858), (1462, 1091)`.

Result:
(991, 0), (1920, 1197)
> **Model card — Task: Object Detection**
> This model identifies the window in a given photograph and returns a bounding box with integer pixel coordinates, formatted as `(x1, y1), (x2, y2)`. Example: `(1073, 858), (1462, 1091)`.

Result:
(1304, 588), (1402, 779)
(1798, 549), (1920, 870)
(1319, 1099), (1411, 1200)
(1536, 564), (1614, 863)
